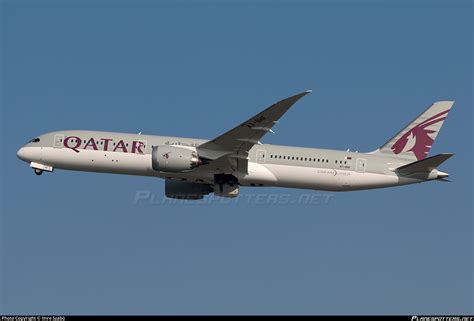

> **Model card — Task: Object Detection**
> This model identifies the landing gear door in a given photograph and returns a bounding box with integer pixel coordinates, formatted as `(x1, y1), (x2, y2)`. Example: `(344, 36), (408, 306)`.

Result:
(356, 158), (366, 172)
(256, 150), (266, 164)
(53, 134), (64, 148)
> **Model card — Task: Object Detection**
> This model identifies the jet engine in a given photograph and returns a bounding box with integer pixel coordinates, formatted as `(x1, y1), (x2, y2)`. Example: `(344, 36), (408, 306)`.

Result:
(165, 180), (213, 200)
(152, 145), (201, 173)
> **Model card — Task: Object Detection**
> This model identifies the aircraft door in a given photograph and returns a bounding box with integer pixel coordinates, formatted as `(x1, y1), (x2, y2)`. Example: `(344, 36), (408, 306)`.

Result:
(256, 150), (266, 164)
(53, 134), (64, 148)
(356, 158), (366, 172)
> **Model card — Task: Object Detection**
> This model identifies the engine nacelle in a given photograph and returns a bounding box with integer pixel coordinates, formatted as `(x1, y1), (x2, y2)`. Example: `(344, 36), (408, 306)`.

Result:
(152, 145), (200, 173)
(165, 180), (213, 200)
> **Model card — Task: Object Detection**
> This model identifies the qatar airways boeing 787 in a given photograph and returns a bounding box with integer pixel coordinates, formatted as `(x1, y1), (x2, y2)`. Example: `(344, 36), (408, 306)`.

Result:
(17, 91), (454, 199)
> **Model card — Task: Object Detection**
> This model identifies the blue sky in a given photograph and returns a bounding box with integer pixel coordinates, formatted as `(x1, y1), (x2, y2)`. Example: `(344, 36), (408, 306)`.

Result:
(1, 0), (472, 315)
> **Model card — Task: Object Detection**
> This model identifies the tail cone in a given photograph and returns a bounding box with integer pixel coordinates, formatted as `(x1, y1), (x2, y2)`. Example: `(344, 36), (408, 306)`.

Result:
(437, 171), (449, 179)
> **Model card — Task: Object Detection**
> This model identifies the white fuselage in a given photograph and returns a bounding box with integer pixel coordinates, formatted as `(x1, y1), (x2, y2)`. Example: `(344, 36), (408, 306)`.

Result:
(17, 130), (426, 192)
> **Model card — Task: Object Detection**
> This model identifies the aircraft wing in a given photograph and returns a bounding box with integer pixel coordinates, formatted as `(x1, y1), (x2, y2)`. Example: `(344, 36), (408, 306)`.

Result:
(196, 90), (311, 173)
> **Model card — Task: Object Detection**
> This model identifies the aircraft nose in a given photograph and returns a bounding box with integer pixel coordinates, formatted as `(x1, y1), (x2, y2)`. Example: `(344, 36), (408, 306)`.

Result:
(17, 147), (28, 161)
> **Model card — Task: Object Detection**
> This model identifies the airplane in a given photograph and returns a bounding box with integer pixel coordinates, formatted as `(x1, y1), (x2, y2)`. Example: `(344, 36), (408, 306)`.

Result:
(17, 91), (454, 200)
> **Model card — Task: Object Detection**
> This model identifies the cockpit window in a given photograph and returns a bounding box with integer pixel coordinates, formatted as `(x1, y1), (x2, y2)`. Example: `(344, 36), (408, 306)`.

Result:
(29, 138), (40, 143)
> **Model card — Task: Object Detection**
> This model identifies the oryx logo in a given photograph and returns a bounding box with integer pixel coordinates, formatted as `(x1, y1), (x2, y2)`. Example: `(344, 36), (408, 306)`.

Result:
(391, 109), (449, 160)
(162, 152), (171, 159)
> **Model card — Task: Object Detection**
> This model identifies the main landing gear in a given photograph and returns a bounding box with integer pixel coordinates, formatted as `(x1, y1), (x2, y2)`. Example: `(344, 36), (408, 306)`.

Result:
(214, 173), (240, 198)
(34, 168), (43, 176)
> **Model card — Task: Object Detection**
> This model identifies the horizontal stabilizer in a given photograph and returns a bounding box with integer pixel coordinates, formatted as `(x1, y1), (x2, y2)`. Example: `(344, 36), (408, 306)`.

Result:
(396, 153), (454, 174)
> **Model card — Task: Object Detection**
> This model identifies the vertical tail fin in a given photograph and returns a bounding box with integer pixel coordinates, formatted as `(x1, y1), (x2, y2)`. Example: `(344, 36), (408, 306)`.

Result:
(376, 101), (454, 161)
